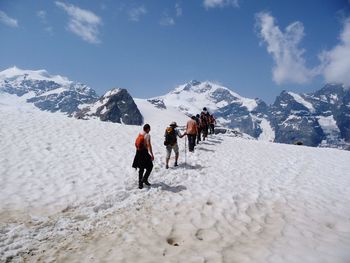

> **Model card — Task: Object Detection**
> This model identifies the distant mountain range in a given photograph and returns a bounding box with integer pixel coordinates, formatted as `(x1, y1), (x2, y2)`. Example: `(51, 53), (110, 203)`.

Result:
(1, 67), (349, 150)
(0, 67), (98, 114)
(153, 80), (350, 150)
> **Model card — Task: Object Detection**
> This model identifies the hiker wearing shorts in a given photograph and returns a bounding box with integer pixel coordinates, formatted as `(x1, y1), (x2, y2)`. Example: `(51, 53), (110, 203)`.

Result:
(164, 122), (185, 169)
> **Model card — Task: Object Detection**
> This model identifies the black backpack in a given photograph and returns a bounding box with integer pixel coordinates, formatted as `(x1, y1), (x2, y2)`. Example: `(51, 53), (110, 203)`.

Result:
(164, 127), (177, 146)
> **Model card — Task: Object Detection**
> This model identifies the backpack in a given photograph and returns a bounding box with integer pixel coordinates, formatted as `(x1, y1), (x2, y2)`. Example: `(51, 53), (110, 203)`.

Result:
(135, 133), (145, 150)
(200, 113), (208, 127)
(164, 127), (177, 146)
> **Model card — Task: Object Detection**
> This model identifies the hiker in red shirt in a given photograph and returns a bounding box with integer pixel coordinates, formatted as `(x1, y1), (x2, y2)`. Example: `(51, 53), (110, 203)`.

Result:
(132, 124), (154, 189)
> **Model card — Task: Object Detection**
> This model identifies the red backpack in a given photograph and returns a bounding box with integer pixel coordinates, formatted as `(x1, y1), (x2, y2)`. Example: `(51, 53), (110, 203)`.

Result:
(135, 133), (145, 150)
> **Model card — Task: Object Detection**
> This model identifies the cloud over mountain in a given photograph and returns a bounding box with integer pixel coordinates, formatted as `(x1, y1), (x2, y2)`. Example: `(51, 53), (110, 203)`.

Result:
(255, 12), (316, 85)
(320, 18), (350, 86)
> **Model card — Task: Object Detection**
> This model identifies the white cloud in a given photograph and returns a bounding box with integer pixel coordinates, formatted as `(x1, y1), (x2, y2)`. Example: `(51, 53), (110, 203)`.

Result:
(0, 10), (18, 27)
(55, 1), (102, 44)
(255, 12), (316, 85)
(128, 6), (147, 22)
(160, 4), (181, 27)
(175, 3), (182, 17)
(320, 18), (350, 85)
(160, 12), (175, 26)
(203, 0), (239, 9)
(37, 10), (47, 21)
(37, 10), (53, 34)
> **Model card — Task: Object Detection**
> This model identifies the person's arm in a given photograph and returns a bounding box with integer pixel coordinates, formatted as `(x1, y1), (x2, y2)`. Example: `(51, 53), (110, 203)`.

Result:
(178, 129), (186, 138)
(147, 136), (154, 160)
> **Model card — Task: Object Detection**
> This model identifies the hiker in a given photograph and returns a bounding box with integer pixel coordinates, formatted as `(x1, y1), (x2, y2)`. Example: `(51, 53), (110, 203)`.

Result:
(195, 114), (202, 144)
(200, 108), (209, 141)
(186, 116), (198, 152)
(132, 124), (154, 189)
(164, 121), (185, 169)
(209, 114), (216, 135)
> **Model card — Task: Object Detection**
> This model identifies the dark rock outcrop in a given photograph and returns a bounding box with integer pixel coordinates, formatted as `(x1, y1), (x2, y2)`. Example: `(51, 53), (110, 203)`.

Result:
(76, 88), (143, 125)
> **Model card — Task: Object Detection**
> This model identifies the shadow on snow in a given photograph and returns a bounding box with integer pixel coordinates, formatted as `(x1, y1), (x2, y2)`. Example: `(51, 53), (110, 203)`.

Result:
(151, 182), (187, 193)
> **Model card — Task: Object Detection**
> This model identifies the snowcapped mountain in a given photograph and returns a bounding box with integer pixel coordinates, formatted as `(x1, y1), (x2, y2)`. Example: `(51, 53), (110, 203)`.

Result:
(270, 84), (350, 149)
(148, 80), (349, 150)
(76, 88), (143, 125)
(150, 80), (258, 114)
(0, 66), (98, 114)
(149, 80), (274, 140)
(1, 67), (349, 150)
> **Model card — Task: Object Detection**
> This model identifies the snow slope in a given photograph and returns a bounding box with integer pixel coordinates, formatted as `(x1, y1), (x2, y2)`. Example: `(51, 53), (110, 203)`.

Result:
(1, 93), (350, 262)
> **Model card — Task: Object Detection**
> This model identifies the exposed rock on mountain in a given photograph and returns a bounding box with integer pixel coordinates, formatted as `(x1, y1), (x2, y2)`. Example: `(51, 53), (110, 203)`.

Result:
(0, 67), (98, 114)
(76, 88), (143, 125)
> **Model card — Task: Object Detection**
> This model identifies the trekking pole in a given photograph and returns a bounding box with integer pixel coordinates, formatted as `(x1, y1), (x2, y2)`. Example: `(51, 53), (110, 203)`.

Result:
(184, 135), (187, 167)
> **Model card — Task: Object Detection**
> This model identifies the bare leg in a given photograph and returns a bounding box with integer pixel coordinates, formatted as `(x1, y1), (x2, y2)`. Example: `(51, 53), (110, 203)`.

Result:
(166, 158), (169, 169)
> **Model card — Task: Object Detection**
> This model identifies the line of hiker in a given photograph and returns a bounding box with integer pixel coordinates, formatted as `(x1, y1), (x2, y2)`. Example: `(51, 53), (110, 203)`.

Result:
(132, 107), (216, 189)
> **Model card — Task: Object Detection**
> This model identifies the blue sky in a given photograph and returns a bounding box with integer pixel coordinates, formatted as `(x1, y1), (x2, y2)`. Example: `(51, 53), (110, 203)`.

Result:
(1, 0), (350, 103)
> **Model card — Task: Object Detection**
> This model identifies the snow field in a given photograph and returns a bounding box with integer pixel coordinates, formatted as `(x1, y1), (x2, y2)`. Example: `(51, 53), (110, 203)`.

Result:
(1, 93), (350, 262)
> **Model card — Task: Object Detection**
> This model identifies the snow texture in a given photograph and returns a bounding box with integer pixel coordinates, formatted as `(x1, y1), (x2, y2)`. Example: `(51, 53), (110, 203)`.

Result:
(288, 92), (316, 113)
(258, 118), (275, 141)
(1, 93), (350, 262)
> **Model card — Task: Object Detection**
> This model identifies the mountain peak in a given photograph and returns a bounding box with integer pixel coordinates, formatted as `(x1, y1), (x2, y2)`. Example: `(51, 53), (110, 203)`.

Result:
(173, 80), (225, 95)
(103, 88), (124, 97)
(0, 67), (98, 114)
(156, 80), (258, 116)
(186, 79), (201, 87)
(0, 66), (72, 86)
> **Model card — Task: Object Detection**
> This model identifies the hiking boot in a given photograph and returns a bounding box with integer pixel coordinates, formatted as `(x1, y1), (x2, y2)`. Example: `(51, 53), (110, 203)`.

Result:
(138, 174), (143, 189)
(174, 162), (178, 167)
(143, 173), (151, 186)
(166, 164), (169, 169)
